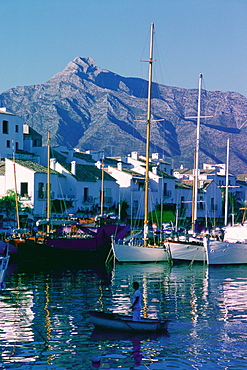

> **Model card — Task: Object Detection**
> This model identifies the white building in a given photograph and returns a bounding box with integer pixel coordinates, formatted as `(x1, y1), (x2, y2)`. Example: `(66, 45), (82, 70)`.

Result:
(0, 108), (24, 158)
(51, 159), (119, 214)
(107, 152), (176, 219)
(0, 158), (66, 220)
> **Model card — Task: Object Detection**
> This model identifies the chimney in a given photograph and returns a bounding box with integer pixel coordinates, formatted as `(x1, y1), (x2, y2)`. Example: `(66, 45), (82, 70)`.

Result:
(71, 161), (76, 175)
(152, 166), (158, 175)
(117, 162), (123, 171)
(50, 158), (56, 170)
(131, 151), (138, 160)
(152, 153), (159, 160)
(95, 160), (101, 169)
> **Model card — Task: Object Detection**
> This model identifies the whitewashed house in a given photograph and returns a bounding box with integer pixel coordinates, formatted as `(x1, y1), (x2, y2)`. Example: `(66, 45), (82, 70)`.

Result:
(175, 181), (193, 222)
(236, 175), (247, 203)
(51, 159), (119, 214)
(107, 155), (176, 219)
(2, 158), (66, 219)
(0, 108), (24, 158)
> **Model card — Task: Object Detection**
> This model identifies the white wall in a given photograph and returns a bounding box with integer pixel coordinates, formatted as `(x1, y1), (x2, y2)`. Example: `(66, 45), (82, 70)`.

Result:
(0, 109), (24, 158)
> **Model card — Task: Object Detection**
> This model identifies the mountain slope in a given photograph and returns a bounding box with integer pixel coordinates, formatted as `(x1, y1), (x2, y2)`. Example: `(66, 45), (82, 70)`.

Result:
(0, 56), (247, 174)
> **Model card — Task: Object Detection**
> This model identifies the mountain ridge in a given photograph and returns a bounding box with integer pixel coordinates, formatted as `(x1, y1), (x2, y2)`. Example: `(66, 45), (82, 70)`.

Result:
(0, 56), (247, 174)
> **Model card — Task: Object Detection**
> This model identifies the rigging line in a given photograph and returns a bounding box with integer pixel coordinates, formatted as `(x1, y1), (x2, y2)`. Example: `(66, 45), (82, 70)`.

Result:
(139, 26), (153, 80)
(200, 75), (212, 121)
(238, 119), (247, 130)
(153, 28), (172, 88)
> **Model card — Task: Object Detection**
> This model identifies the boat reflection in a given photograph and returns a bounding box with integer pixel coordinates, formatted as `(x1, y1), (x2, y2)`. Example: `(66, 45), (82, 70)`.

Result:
(90, 327), (169, 342)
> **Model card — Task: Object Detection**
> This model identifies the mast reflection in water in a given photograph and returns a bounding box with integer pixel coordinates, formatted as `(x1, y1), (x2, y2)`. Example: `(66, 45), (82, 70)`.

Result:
(1, 261), (247, 369)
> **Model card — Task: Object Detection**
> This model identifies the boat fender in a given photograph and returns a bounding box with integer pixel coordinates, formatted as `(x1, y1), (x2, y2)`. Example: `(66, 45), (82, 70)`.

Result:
(92, 356), (101, 368)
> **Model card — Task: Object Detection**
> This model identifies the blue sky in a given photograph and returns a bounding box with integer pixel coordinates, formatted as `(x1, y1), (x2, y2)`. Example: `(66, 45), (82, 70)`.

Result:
(1, 0), (247, 96)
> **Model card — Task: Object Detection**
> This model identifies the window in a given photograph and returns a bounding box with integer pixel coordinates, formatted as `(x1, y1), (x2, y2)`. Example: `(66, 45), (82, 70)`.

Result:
(6, 140), (10, 148)
(21, 182), (28, 197)
(138, 182), (144, 190)
(15, 125), (19, 133)
(163, 183), (167, 196)
(163, 183), (171, 197)
(3, 120), (8, 134)
(38, 182), (44, 198)
(84, 187), (89, 202)
(15, 142), (18, 151)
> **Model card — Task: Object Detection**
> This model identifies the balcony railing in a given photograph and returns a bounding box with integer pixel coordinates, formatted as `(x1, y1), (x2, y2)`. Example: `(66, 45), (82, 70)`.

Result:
(20, 195), (32, 201)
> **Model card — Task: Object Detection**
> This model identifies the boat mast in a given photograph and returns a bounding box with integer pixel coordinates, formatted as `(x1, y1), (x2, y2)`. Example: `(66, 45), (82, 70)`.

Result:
(144, 23), (154, 247)
(47, 131), (51, 234)
(100, 152), (105, 216)
(224, 138), (230, 226)
(193, 73), (203, 233)
(12, 141), (20, 230)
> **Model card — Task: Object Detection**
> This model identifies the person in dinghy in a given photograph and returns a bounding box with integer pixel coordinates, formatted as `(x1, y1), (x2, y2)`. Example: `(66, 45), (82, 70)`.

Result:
(131, 282), (143, 321)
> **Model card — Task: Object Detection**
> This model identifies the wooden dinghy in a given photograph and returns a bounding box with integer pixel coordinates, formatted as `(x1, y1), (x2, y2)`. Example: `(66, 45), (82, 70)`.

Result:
(88, 311), (169, 332)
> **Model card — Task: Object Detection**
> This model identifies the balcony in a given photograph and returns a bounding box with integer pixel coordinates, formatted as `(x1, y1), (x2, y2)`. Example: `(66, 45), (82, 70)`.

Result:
(20, 194), (32, 201)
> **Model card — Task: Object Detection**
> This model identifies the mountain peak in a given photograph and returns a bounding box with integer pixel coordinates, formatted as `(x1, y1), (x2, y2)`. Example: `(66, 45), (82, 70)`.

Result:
(49, 57), (108, 84)
(68, 57), (104, 76)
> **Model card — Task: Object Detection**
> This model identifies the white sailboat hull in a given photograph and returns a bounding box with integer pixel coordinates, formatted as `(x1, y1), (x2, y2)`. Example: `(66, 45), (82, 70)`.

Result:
(166, 240), (206, 262)
(204, 238), (247, 265)
(112, 242), (170, 263)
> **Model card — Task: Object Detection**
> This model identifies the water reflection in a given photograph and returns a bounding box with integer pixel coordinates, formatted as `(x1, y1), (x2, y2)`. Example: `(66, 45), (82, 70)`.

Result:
(0, 261), (247, 368)
(208, 265), (247, 322)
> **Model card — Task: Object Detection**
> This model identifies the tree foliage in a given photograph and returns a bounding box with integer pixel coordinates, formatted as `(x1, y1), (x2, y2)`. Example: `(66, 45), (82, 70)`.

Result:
(0, 190), (17, 218)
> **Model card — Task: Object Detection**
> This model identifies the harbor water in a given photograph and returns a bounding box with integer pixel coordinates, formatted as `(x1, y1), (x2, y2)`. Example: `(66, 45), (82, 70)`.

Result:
(1, 260), (247, 369)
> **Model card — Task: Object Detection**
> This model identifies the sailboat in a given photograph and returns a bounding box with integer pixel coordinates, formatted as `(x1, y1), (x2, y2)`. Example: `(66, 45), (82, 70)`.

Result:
(10, 133), (128, 264)
(204, 139), (247, 264)
(165, 73), (207, 263)
(111, 23), (171, 263)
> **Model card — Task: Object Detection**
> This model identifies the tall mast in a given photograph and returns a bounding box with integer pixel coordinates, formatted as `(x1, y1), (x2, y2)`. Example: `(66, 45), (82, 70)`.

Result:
(224, 138), (230, 226)
(47, 131), (51, 234)
(191, 149), (196, 228)
(100, 152), (105, 216)
(12, 141), (20, 230)
(193, 73), (203, 232)
(144, 22), (154, 247)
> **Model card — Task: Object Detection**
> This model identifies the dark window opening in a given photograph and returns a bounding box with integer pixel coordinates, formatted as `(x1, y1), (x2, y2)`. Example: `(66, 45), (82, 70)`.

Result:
(21, 182), (28, 197)
(3, 120), (8, 134)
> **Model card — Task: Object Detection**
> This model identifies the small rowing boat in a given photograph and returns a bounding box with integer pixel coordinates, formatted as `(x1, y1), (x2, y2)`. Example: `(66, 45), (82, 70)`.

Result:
(88, 311), (169, 332)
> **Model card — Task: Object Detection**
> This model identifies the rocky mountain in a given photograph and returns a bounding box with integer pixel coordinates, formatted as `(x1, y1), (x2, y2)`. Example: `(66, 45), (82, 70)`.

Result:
(0, 56), (247, 174)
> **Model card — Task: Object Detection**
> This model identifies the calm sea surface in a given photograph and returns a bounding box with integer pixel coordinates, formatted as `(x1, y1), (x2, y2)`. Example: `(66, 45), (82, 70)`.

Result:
(1, 259), (247, 369)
